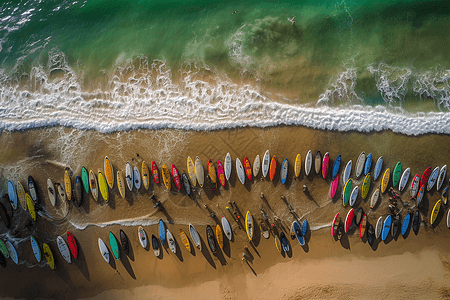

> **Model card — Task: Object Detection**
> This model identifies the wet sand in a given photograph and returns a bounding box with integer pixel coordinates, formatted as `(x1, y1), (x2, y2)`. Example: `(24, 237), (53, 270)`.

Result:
(1, 126), (450, 299)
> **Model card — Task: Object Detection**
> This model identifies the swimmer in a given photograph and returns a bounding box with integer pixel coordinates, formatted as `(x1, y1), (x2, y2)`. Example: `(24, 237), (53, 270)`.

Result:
(287, 16), (296, 25)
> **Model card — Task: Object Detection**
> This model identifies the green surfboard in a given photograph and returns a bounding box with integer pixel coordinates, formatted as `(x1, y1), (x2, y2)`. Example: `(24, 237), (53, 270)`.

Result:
(362, 173), (371, 199)
(343, 179), (352, 206)
(0, 239), (9, 258)
(109, 231), (120, 260)
(82, 166), (89, 194)
(392, 162), (402, 188)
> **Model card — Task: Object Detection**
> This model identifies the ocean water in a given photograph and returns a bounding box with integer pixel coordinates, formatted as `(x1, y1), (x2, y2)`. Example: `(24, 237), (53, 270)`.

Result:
(1, 0), (450, 135)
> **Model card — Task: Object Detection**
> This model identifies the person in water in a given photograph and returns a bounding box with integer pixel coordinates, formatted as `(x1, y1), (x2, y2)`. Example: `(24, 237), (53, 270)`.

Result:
(287, 16), (296, 25)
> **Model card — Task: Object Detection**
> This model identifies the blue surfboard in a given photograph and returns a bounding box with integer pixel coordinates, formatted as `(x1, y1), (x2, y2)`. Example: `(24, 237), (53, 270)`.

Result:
(280, 158), (288, 184)
(293, 221), (305, 246)
(331, 154), (341, 180)
(401, 212), (411, 236)
(280, 232), (289, 252)
(373, 156), (383, 180)
(301, 219), (308, 237)
(158, 219), (166, 246)
(381, 215), (392, 241)
(364, 153), (372, 176)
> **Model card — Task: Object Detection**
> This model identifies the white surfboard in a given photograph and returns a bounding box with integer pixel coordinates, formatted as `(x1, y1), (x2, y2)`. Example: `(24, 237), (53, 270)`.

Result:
(6, 241), (18, 264)
(189, 223), (202, 251)
(375, 216), (383, 239)
(133, 166), (141, 190)
(221, 216), (232, 240)
(7, 180), (17, 210)
(343, 160), (352, 184)
(437, 165), (447, 191)
(166, 229), (176, 254)
(253, 155), (261, 177)
(30, 236), (41, 263)
(374, 156), (383, 181)
(355, 152), (365, 179)
(225, 153), (232, 181)
(305, 150), (312, 176)
(399, 167), (410, 191)
(447, 208), (450, 228)
(195, 156), (204, 187)
(98, 238), (110, 263)
(427, 166), (439, 191)
(138, 226), (147, 248)
(411, 174), (420, 198)
(236, 158), (245, 185)
(262, 150), (270, 178)
(47, 179), (56, 206)
(126, 162), (133, 191)
(57, 236), (71, 264)
(370, 188), (380, 209)
(89, 170), (98, 201)
(350, 186), (358, 207)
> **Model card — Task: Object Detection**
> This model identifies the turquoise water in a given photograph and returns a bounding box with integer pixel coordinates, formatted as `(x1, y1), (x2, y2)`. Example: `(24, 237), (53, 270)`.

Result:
(1, 0), (450, 133)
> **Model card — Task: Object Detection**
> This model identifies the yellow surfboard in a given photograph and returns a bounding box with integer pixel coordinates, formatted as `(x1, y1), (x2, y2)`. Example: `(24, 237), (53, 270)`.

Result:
(162, 164), (171, 191)
(64, 170), (72, 201)
(430, 199), (441, 225)
(294, 154), (301, 177)
(187, 156), (196, 186)
(361, 173), (371, 199)
(43, 243), (55, 270)
(381, 168), (390, 193)
(179, 229), (191, 253)
(216, 224), (223, 250)
(104, 156), (114, 189)
(245, 211), (253, 241)
(275, 236), (281, 253)
(17, 181), (26, 211)
(26, 193), (36, 221)
(116, 171), (125, 198)
(98, 171), (109, 202)
(142, 161), (150, 190)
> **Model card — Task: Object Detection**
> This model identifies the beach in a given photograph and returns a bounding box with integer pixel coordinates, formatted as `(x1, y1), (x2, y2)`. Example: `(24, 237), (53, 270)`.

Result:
(0, 126), (450, 299)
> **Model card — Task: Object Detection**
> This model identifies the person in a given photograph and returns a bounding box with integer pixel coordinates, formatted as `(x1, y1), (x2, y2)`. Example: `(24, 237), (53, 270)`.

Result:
(154, 201), (161, 209)
(260, 192), (265, 199)
(303, 185), (308, 193)
(232, 11), (238, 14)
(287, 16), (296, 25)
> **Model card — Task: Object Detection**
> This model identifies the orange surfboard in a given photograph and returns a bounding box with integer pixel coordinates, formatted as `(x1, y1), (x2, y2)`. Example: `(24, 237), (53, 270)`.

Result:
(270, 155), (277, 181)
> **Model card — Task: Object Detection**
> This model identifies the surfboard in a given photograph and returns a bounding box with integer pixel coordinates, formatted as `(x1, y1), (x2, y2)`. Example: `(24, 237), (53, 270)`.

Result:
(302, 219), (308, 237)
(28, 175), (38, 204)
(344, 209), (354, 233)
(332, 212), (340, 237)
(399, 167), (410, 191)
(349, 186), (358, 207)
(217, 160), (226, 188)
(98, 171), (109, 202)
(392, 162), (402, 188)
(417, 184), (425, 206)
(369, 188), (380, 209)
(428, 166), (439, 191)
(117, 171), (125, 198)
(331, 154), (341, 180)
(187, 156), (196, 186)
(322, 152), (329, 179)
(381, 168), (390, 193)
(342, 179), (352, 206)
(330, 174), (339, 199)
(343, 160), (352, 185)
(74, 176), (82, 207)
(206, 225), (217, 253)
(261, 150), (270, 178)
(361, 173), (371, 199)
(269, 155), (277, 181)
(66, 231), (78, 260)
(420, 167), (431, 187)
(195, 156), (204, 187)
(120, 229), (129, 256)
(225, 153), (232, 181)
(98, 238), (109, 263)
(215, 224), (223, 250)
(437, 165), (447, 191)
(26, 193), (36, 221)
(293, 221), (304, 246)
(235, 157), (245, 185)
(30, 236), (41, 262)
(172, 164), (182, 191)
(392, 215), (400, 237)
(443, 186), (449, 205)
(381, 215), (392, 241)
(402, 212), (411, 236)
(280, 232), (289, 252)
(189, 223), (202, 251)
(410, 174), (419, 198)
(0, 240), (9, 258)
(314, 150), (322, 175)
(104, 156), (114, 189)
(57, 236), (71, 264)
(161, 164), (171, 190)
(159, 219), (166, 246)
(64, 170), (72, 202)
(133, 166), (141, 190)
(89, 170), (99, 201)
(244, 156), (253, 181)
(375, 216), (383, 239)
(430, 199), (441, 225)
(179, 229), (191, 252)
(17, 181), (26, 211)
(274, 236), (281, 253)
(355, 207), (364, 226)
(355, 152), (365, 179)
(43, 243), (55, 269)
(82, 166), (89, 194)
(57, 183), (66, 204)
(294, 154), (301, 177)
(152, 161), (160, 184)
(364, 153), (372, 176)
(221, 216), (232, 240)
(138, 226), (147, 248)
(167, 229), (176, 254)
(208, 160), (217, 190)
(6, 241), (18, 264)
(108, 231), (120, 260)
(7, 180), (17, 209)
(152, 235), (160, 257)
(359, 214), (367, 238)
(447, 209), (450, 228)
(413, 211), (420, 234)
(280, 158), (288, 184)
(374, 156), (383, 181)
(245, 211), (254, 241)
(304, 150), (312, 176)
(182, 173), (191, 196)
(125, 162), (133, 191)
(142, 161), (150, 190)
(253, 155), (261, 177)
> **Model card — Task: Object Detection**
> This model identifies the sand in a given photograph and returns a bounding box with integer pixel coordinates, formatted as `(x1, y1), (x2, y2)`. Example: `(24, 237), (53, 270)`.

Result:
(0, 126), (450, 299)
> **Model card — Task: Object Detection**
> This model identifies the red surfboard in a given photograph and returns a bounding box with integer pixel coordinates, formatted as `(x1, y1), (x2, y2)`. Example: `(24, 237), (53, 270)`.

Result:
(217, 160), (226, 188)
(243, 157), (252, 181)
(420, 167), (431, 187)
(171, 164), (181, 191)
(330, 174), (339, 198)
(152, 161), (160, 184)
(344, 208), (354, 233)
(322, 152), (329, 179)
(66, 231), (78, 260)
(270, 155), (277, 181)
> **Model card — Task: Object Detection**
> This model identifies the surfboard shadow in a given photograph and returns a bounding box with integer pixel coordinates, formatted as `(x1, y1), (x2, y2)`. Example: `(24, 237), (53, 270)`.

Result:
(222, 235), (231, 258)
(119, 243), (136, 280)
(73, 239), (91, 281)
(173, 236), (184, 262)
(199, 236), (216, 269)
